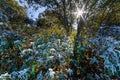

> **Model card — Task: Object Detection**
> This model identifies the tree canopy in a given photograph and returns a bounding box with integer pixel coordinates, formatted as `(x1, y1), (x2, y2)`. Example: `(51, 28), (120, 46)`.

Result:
(0, 0), (27, 24)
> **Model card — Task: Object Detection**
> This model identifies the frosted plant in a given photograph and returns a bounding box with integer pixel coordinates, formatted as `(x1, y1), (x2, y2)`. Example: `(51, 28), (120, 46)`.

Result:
(57, 39), (61, 45)
(58, 54), (62, 58)
(36, 71), (44, 80)
(66, 68), (73, 76)
(45, 68), (56, 79)
(20, 49), (33, 57)
(62, 42), (68, 48)
(37, 44), (45, 49)
(0, 73), (11, 80)
(50, 48), (56, 54)
(7, 34), (73, 80)
(30, 42), (34, 45)
(14, 40), (22, 46)
(47, 42), (52, 48)
(1, 41), (7, 46)
(89, 36), (120, 76)
(49, 56), (54, 59)
(11, 68), (30, 80)
(37, 45), (41, 48)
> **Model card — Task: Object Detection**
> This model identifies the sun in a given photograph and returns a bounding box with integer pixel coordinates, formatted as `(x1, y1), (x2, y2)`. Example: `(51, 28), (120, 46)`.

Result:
(74, 5), (87, 19)
(76, 9), (84, 18)
(73, 4), (88, 29)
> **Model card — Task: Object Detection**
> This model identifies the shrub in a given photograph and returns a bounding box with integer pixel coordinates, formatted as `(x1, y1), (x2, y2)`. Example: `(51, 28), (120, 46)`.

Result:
(89, 36), (120, 78)
(0, 30), (23, 73)
(1, 34), (73, 80)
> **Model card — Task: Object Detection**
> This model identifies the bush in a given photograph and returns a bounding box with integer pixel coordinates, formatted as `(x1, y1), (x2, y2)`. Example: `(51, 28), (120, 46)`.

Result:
(0, 34), (73, 80)
(0, 30), (23, 73)
(89, 36), (120, 78)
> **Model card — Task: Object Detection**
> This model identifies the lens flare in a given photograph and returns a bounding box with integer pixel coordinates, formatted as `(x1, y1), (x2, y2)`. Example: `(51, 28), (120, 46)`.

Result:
(74, 5), (87, 19)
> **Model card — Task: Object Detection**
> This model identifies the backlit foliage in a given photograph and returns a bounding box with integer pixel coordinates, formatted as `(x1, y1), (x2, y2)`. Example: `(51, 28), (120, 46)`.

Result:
(0, 0), (120, 80)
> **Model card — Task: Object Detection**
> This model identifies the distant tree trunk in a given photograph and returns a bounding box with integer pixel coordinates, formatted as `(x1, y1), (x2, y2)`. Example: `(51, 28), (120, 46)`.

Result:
(62, 0), (72, 36)
(66, 26), (72, 36)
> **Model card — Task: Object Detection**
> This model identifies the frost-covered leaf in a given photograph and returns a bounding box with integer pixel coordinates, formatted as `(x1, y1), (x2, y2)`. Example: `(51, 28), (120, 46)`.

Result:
(66, 68), (73, 76)
(14, 40), (22, 46)
(90, 57), (98, 64)
(36, 71), (44, 80)
(0, 73), (11, 80)
(11, 68), (30, 80)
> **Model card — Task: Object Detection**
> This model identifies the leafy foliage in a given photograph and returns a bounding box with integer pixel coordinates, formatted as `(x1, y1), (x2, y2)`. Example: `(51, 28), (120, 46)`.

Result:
(0, 0), (27, 23)
(89, 36), (120, 78)
(0, 30), (23, 73)
(89, 27), (120, 78)
(0, 0), (120, 80)
(0, 30), (22, 52)
(1, 34), (74, 80)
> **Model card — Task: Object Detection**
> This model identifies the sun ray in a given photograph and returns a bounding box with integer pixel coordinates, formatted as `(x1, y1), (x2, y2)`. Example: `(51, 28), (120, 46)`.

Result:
(73, 3), (88, 25)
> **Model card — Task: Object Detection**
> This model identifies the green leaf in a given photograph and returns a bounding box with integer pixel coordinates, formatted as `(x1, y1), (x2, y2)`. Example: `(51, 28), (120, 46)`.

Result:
(32, 66), (35, 74)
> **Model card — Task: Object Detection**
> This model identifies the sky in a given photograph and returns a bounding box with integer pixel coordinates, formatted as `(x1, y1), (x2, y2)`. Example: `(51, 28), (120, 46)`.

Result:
(16, 0), (46, 20)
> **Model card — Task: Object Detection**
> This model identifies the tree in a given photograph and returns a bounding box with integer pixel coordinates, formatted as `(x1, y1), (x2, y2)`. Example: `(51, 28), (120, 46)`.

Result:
(25, 0), (77, 36)
(73, 0), (120, 78)
(0, 0), (27, 26)
(22, 0), (120, 79)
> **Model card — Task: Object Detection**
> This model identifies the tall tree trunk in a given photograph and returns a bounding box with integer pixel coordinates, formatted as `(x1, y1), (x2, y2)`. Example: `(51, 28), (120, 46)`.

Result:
(72, 0), (89, 78)
(72, 16), (84, 79)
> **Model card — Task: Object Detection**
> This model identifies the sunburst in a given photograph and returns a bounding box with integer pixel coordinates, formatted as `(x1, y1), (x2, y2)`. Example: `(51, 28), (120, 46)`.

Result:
(72, 3), (88, 29)
(74, 4), (87, 20)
